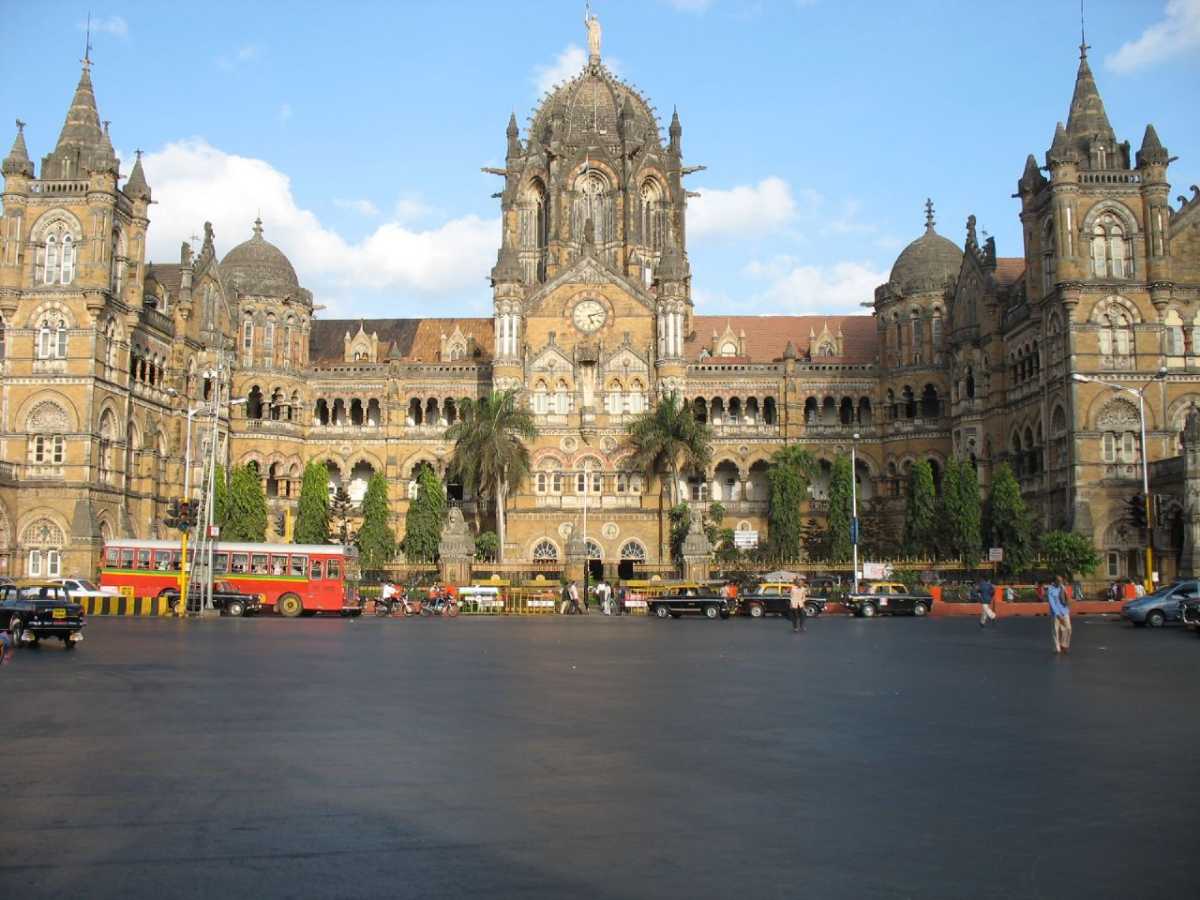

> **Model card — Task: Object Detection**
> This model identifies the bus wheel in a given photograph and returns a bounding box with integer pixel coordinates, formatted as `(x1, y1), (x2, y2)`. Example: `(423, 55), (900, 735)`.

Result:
(277, 594), (303, 618)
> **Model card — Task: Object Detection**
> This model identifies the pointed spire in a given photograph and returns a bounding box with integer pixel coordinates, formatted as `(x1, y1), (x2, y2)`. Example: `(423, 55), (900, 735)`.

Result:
(1137, 123), (1169, 168)
(655, 234), (689, 283)
(3, 119), (33, 178)
(490, 243), (523, 284)
(924, 198), (936, 233)
(1047, 121), (1076, 165)
(54, 62), (105, 155)
(1065, 45), (1114, 147)
(506, 111), (519, 138)
(124, 149), (151, 201)
(1018, 152), (1046, 194)
(506, 111), (521, 156)
(668, 106), (682, 154)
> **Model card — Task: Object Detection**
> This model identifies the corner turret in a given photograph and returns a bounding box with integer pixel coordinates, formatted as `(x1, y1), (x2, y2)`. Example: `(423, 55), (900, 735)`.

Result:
(2, 120), (34, 178)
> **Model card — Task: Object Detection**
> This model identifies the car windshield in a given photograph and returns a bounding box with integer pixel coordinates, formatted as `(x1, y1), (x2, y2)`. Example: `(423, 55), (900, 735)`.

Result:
(74, 579), (99, 591)
(215, 581), (235, 593)
(1144, 584), (1183, 601)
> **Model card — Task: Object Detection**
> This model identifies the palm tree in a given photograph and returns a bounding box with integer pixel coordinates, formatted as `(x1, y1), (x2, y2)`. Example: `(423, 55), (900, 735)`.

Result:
(445, 390), (537, 565)
(623, 392), (712, 507)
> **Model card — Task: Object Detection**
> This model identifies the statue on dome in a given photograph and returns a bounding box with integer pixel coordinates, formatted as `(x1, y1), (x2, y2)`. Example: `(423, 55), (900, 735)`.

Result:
(585, 4), (602, 62)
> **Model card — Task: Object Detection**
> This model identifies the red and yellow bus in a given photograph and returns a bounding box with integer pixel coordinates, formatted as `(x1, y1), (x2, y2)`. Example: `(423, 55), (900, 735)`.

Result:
(100, 539), (361, 616)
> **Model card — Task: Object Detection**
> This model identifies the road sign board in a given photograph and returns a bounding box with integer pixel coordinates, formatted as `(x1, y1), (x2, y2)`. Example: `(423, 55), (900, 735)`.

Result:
(988, 547), (1003, 562)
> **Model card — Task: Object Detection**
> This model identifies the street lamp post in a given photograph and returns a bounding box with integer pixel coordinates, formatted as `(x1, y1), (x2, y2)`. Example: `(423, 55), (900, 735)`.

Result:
(1073, 370), (1166, 592)
(850, 432), (860, 592)
(175, 404), (205, 618)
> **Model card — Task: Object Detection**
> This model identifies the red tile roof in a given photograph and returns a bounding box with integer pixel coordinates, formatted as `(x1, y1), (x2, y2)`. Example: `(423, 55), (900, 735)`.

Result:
(994, 258), (1026, 289)
(687, 315), (878, 364)
(310, 318), (494, 364)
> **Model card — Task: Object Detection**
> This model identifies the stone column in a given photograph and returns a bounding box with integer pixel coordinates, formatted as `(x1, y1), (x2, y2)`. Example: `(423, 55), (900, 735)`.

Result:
(564, 525), (587, 585)
(1180, 407), (1200, 577)
(438, 507), (476, 585)
(681, 506), (713, 584)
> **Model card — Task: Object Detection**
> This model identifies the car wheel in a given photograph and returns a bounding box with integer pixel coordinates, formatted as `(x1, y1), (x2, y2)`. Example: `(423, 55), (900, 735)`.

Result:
(805, 603), (821, 618)
(277, 593), (303, 618)
(654, 605), (670, 619)
(703, 604), (718, 619)
(227, 600), (245, 618)
(8, 614), (21, 639)
(1146, 610), (1166, 628)
(913, 601), (929, 617)
(748, 603), (764, 619)
(860, 602), (877, 618)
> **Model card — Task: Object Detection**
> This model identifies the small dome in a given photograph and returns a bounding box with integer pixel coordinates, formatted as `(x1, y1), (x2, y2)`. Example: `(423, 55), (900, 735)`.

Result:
(220, 218), (299, 297)
(888, 202), (963, 295)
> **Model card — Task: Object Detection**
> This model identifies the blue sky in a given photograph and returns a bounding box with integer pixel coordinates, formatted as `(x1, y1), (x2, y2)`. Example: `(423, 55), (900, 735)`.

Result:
(2, 0), (1198, 319)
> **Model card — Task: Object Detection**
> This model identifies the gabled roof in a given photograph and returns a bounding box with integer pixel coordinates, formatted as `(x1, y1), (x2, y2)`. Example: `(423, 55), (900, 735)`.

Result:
(309, 318), (494, 365)
(687, 315), (877, 364)
(993, 258), (1026, 289)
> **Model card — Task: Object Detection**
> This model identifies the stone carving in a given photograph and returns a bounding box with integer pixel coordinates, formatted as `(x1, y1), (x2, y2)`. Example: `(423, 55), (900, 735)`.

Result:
(601, 522), (619, 539)
(27, 401), (68, 433)
(1097, 398), (1140, 431)
(584, 6), (602, 61)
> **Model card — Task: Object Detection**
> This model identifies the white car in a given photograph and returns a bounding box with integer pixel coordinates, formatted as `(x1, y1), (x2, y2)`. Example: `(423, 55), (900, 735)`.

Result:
(51, 577), (119, 599)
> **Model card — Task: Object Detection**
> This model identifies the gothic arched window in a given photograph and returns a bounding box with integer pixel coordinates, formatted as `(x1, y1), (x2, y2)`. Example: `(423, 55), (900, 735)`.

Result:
(572, 171), (611, 244)
(532, 539), (558, 561)
(37, 317), (68, 360)
(640, 178), (665, 252)
(1041, 217), (1056, 295)
(1091, 212), (1131, 279)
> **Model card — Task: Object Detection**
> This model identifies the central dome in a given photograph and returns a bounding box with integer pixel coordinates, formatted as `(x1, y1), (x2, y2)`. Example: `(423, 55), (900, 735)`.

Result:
(220, 218), (300, 297)
(530, 62), (660, 148)
(889, 217), (963, 296)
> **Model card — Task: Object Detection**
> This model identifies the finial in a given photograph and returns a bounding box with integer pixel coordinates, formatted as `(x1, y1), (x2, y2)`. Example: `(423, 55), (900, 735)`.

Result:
(82, 11), (93, 69)
(103, 120), (110, 134)
(924, 198), (936, 232)
(134, 148), (143, 160)
(1079, 0), (1090, 59)
(15, 119), (24, 133)
(584, 1), (602, 64)
(253, 216), (263, 238)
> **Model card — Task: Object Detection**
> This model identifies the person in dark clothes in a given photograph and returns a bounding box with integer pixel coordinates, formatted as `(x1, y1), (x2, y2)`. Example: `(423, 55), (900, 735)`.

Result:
(977, 575), (996, 627)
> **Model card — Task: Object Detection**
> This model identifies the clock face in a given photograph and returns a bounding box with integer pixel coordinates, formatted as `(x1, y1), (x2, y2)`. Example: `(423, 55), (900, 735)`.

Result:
(572, 299), (607, 333)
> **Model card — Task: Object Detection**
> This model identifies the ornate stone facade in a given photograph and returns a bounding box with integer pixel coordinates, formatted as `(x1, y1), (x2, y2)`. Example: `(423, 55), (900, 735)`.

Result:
(2, 31), (1199, 584)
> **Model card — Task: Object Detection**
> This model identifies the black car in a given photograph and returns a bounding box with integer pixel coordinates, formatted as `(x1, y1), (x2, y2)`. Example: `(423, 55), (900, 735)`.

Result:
(648, 590), (732, 620)
(2, 582), (86, 648)
(845, 581), (934, 618)
(1182, 596), (1200, 634)
(164, 580), (263, 617)
(738, 583), (826, 619)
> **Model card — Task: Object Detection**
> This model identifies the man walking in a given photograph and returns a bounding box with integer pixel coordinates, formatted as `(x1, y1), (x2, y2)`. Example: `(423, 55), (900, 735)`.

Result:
(560, 581), (571, 615)
(977, 575), (996, 627)
(789, 576), (808, 633)
(568, 580), (584, 615)
(1048, 574), (1072, 655)
(596, 579), (612, 615)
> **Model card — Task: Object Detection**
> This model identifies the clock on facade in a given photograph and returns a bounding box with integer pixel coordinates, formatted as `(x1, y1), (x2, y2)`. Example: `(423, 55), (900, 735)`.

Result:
(572, 299), (608, 333)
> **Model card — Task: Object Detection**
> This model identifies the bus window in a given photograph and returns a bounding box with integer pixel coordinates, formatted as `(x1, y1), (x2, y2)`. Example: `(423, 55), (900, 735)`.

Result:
(327, 559), (341, 580)
(250, 554), (267, 574)
(137, 549), (152, 570)
(214, 552), (229, 575)
(154, 551), (171, 571)
(309, 559), (323, 580)
(170, 551), (182, 571)
(270, 555), (288, 576)
(290, 555), (307, 578)
(120, 548), (135, 569)
(231, 553), (249, 574)
(105, 547), (119, 566)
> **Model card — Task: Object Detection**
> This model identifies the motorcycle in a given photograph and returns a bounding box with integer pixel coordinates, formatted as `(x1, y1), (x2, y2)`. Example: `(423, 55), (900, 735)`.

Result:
(421, 590), (460, 618)
(374, 590), (417, 617)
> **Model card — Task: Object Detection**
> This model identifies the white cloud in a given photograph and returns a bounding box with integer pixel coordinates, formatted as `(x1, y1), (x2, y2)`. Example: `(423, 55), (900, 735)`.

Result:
(1106, 0), (1200, 73)
(534, 44), (587, 96)
(740, 256), (887, 314)
(333, 198), (380, 217)
(79, 15), (128, 38)
(687, 177), (807, 239)
(217, 45), (260, 71)
(142, 139), (498, 315)
(393, 195), (434, 223)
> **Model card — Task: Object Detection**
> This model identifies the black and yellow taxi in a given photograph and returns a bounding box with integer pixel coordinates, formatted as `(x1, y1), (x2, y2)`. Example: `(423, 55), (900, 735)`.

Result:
(2, 580), (86, 648)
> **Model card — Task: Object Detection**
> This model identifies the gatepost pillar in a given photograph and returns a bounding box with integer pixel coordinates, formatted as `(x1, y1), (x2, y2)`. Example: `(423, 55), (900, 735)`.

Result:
(438, 507), (475, 586)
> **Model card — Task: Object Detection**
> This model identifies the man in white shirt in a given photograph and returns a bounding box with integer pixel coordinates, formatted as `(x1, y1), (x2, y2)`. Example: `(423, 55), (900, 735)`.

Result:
(596, 580), (612, 615)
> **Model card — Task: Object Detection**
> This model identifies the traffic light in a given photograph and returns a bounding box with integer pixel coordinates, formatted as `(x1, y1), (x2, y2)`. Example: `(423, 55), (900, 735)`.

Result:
(179, 499), (196, 529)
(1127, 493), (1147, 530)
(164, 498), (183, 530)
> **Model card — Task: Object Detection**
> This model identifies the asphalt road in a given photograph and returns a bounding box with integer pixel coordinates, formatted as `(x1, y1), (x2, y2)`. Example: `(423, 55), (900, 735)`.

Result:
(2, 612), (1197, 899)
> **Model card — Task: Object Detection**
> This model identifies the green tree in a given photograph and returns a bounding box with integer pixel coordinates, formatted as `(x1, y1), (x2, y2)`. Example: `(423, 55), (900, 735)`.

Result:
(903, 460), (938, 558)
(956, 459), (983, 566)
(445, 390), (537, 564)
(356, 473), (395, 570)
(401, 463), (447, 563)
(1039, 530), (1100, 579)
(223, 464), (268, 542)
(212, 463), (229, 530)
(474, 531), (499, 562)
(624, 392), (712, 507)
(826, 455), (854, 563)
(330, 484), (355, 545)
(987, 462), (1033, 576)
(294, 461), (330, 544)
(766, 445), (816, 560)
